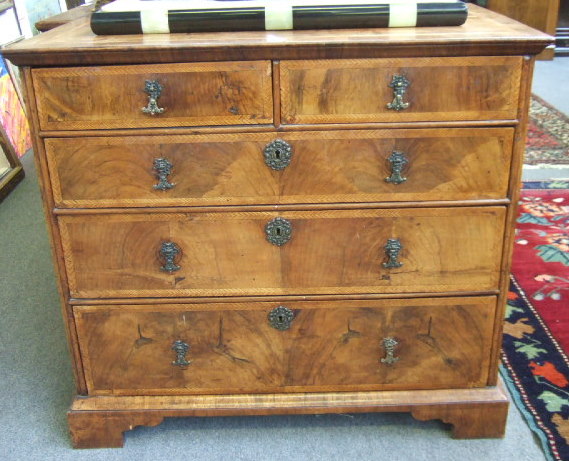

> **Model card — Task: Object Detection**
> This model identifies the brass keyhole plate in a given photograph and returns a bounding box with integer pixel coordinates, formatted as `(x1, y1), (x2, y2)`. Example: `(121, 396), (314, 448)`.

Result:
(264, 139), (292, 171)
(268, 306), (294, 331)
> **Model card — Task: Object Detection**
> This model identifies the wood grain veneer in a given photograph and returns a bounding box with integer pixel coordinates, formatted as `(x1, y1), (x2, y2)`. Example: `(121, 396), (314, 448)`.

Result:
(487, 0), (560, 59)
(35, 4), (91, 32)
(68, 383), (509, 448)
(3, 4), (552, 448)
(59, 207), (506, 298)
(74, 297), (496, 395)
(487, 56), (537, 385)
(21, 67), (88, 394)
(32, 62), (273, 130)
(36, 119), (518, 138)
(2, 6), (551, 66)
(45, 128), (514, 208)
(280, 57), (522, 124)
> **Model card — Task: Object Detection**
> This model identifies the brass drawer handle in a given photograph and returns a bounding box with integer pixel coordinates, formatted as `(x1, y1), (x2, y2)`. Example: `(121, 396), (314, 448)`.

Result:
(380, 337), (399, 365)
(268, 306), (294, 331)
(387, 75), (410, 111)
(172, 340), (190, 367)
(264, 139), (292, 171)
(153, 158), (175, 191)
(142, 80), (165, 115)
(265, 217), (292, 246)
(382, 238), (403, 269)
(385, 151), (408, 185)
(159, 241), (181, 273)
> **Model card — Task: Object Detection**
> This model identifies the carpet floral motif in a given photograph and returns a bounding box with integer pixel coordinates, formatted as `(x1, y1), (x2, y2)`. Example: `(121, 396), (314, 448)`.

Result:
(525, 96), (569, 166)
(514, 186), (569, 316)
(502, 183), (569, 461)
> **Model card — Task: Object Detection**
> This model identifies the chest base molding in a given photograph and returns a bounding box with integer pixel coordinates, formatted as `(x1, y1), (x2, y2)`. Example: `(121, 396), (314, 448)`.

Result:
(68, 377), (508, 448)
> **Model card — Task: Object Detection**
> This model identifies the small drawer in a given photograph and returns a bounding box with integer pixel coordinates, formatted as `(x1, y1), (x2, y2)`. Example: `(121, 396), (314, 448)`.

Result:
(74, 296), (496, 395)
(59, 207), (505, 299)
(45, 128), (513, 208)
(32, 61), (273, 131)
(280, 56), (522, 124)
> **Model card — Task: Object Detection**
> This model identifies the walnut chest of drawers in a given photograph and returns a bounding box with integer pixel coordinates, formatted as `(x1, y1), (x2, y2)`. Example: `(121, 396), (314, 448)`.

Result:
(4, 5), (551, 448)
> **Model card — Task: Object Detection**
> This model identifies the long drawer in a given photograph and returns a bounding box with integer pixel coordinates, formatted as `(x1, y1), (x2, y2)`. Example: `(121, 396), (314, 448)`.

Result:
(74, 296), (497, 395)
(32, 61), (273, 130)
(280, 56), (522, 124)
(46, 128), (513, 208)
(59, 207), (506, 298)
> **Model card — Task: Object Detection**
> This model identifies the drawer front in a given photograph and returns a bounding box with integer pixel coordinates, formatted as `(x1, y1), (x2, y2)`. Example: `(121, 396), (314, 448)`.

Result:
(60, 207), (505, 298)
(75, 297), (496, 395)
(32, 61), (273, 130)
(281, 57), (522, 124)
(46, 128), (513, 208)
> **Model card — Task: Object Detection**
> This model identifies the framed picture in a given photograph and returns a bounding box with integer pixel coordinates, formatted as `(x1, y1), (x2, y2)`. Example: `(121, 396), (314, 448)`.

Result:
(0, 122), (24, 203)
(1, 44), (25, 108)
(0, 52), (32, 157)
(0, 1), (15, 14)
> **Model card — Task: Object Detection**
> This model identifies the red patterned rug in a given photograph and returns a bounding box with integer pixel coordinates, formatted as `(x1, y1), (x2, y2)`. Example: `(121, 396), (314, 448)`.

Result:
(526, 96), (569, 166)
(501, 182), (569, 461)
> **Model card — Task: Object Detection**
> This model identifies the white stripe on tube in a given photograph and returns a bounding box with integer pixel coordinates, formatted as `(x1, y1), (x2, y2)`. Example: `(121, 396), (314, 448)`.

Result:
(265, 3), (294, 30)
(388, 2), (418, 27)
(141, 9), (170, 34)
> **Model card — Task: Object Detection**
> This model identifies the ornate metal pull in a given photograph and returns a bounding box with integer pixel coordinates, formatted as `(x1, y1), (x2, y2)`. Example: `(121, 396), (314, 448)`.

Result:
(385, 151), (408, 185)
(153, 158), (175, 191)
(172, 340), (190, 367)
(264, 139), (292, 171)
(382, 238), (403, 269)
(380, 337), (399, 365)
(268, 306), (294, 331)
(265, 217), (292, 246)
(142, 80), (165, 115)
(387, 75), (410, 111)
(159, 241), (181, 273)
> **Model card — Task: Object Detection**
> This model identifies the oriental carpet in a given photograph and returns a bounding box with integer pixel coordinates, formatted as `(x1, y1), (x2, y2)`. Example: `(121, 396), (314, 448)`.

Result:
(501, 182), (569, 461)
(526, 96), (569, 166)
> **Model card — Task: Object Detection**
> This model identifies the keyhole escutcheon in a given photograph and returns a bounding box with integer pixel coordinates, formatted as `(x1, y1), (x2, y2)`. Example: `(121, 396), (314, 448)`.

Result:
(268, 306), (294, 331)
(265, 217), (292, 246)
(264, 139), (292, 171)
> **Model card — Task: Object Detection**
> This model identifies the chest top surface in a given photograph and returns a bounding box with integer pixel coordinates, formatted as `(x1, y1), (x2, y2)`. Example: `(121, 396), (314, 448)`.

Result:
(3, 4), (552, 67)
